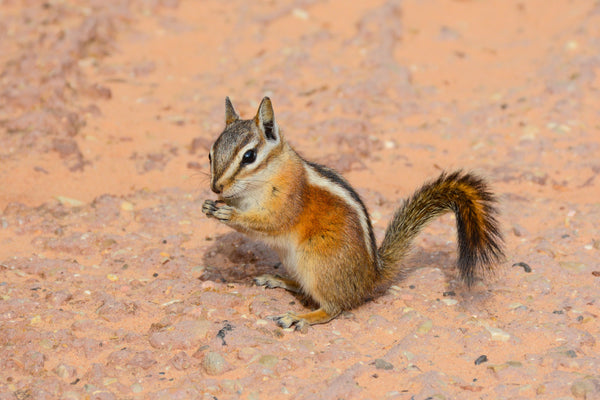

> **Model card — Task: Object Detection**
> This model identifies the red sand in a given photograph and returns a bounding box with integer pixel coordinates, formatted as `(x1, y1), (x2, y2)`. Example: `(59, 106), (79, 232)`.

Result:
(1, 1), (599, 399)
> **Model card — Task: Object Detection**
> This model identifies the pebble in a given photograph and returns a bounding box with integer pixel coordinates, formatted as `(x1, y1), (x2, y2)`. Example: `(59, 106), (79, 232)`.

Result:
(512, 224), (529, 237)
(506, 360), (522, 367)
(258, 355), (279, 368)
(46, 290), (73, 306)
(96, 299), (131, 322)
(120, 201), (134, 211)
(571, 378), (598, 399)
(417, 319), (433, 334)
(374, 359), (394, 370)
(39, 338), (54, 350)
(558, 261), (587, 272)
(486, 327), (511, 342)
(56, 196), (84, 207)
(512, 262), (532, 273)
(474, 355), (488, 365)
(200, 281), (216, 290)
(131, 383), (143, 393)
(103, 377), (118, 386)
(191, 265), (205, 274)
(127, 350), (157, 369)
(292, 8), (309, 20)
(203, 351), (228, 375)
(22, 350), (46, 375)
(221, 379), (243, 393)
(54, 363), (77, 379)
(170, 351), (192, 371)
(83, 384), (97, 393)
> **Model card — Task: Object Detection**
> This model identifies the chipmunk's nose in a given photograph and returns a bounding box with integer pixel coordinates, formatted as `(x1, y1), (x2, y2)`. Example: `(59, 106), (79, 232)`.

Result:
(211, 180), (223, 194)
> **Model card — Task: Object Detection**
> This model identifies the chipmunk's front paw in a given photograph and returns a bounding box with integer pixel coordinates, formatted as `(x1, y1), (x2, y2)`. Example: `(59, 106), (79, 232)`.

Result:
(270, 312), (308, 332)
(202, 200), (234, 222)
(213, 205), (234, 221)
(202, 199), (217, 216)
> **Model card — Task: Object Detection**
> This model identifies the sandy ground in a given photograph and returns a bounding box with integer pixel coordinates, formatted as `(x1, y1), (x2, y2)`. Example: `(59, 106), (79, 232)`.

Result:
(1, 0), (599, 399)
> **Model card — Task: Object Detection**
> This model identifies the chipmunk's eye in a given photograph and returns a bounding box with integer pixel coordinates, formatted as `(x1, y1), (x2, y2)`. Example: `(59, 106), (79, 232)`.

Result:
(208, 153), (212, 162)
(241, 149), (256, 165)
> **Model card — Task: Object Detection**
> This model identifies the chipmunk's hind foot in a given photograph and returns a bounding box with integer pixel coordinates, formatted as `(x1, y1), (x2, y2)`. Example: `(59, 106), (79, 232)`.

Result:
(270, 308), (338, 332)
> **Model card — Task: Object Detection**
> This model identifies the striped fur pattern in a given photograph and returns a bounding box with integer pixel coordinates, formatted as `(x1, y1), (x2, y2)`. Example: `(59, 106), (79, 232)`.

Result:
(203, 97), (504, 329)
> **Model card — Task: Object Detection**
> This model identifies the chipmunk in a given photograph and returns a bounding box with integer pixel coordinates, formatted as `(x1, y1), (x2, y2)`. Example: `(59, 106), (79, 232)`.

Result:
(202, 97), (504, 330)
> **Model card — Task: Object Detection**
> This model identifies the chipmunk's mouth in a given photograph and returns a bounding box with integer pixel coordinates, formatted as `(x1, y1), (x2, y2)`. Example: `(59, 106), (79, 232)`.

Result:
(220, 190), (240, 200)
(220, 181), (252, 202)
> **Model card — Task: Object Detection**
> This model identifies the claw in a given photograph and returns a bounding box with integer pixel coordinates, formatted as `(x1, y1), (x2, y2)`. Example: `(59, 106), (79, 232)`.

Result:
(202, 199), (218, 216)
(202, 200), (233, 222)
(213, 205), (233, 221)
(271, 312), (308, 332)
(274, 313), (295, 329)
(254, 274), (281, 288)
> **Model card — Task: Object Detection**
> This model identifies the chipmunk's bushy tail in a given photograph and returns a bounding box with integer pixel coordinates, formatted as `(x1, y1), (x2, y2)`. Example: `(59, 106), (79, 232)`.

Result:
(377, 170), (504, 285)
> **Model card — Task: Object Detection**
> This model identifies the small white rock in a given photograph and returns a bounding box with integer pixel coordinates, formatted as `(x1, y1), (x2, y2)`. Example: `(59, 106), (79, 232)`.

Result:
(292, 8), (309, 20)
(486, 326), (511, 342)
(131, 383), (143, 393)
(441, 298), (458, 306)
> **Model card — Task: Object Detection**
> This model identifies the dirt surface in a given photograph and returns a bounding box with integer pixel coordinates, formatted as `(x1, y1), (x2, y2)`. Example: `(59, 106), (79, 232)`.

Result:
(1, 0), (599, 399)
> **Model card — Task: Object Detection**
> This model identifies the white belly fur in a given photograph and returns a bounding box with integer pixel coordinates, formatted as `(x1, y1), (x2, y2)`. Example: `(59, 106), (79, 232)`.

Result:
(254, 232), (305, 286)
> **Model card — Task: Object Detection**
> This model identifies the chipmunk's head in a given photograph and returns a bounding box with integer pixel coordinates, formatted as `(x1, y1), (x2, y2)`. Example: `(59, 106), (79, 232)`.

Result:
(208, 97), (284, 201)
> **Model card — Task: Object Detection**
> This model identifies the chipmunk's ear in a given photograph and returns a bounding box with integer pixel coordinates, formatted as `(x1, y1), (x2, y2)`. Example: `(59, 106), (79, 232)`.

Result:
(225, 97), (240, 126)
(255, 97), (279, 141)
